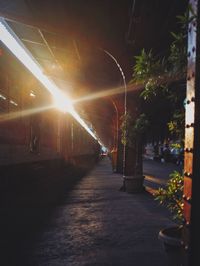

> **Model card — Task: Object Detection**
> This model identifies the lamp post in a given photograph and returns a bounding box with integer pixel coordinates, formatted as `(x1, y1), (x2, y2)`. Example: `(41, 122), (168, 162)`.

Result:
(110, 98), (119, 152)
(110, 98), (119, 172)
(100, 48), (127, 187)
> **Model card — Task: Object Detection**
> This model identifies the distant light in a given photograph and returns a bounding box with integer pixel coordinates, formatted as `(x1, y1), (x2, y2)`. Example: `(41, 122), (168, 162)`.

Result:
(101, 146), (107, 152)
(10, 100), (18, 106)
(98, 141), (104, 147)
(0, 93), (6, 100)
(30, 91), (36, 97)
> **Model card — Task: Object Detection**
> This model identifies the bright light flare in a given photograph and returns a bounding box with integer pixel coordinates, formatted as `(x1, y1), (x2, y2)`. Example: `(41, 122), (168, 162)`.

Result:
(70, 108), (97, 140)
(30, 91), (36, 97)
(53, 91), (74, 113)
(0, 18), (103, 145)
(73, 73), (184, 105)
(69, 109), (105, 146)
(0, 18), (72, 112)
(73, 83), (142, 104)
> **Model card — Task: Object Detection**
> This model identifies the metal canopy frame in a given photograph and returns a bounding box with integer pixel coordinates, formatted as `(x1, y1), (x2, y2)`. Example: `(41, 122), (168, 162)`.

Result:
(1, 16), (78, 93)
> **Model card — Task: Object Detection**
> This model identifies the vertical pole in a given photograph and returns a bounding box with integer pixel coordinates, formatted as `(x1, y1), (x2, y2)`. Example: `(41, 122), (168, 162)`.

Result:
(71, 120), (74, 155)
(110, 98), (119, 172)
(185, 1), (200, 265)
(110, 99), (118, 149)
(100, 49), (127, 186)
(122, 69), (127, 190)
(57, 112), (61, 154)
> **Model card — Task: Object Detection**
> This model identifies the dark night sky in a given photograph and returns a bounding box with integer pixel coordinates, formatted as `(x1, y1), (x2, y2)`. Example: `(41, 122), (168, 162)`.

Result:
(0, 0), (188, 87)
(26, 0), (134, 87)
(30, 0), (187, 86)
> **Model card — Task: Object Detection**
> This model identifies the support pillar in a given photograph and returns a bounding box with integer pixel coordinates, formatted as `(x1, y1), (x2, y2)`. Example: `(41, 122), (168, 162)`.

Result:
(185, 1), (200, 265)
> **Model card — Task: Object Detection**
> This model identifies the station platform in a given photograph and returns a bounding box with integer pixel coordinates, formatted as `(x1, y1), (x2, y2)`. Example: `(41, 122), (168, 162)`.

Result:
(0, 156), (176, 266)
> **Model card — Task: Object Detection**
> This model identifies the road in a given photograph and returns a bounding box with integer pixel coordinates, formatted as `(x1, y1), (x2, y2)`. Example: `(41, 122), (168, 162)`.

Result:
(143, 158), (183, 192)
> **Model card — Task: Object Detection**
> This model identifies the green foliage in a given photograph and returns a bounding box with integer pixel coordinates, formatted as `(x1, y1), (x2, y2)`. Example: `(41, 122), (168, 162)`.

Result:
(134, 113), (150, 135)
(168, 35), (187, 75)
(121, 112), (134, 147)
(168, 10), (189, 75)
(168, 6), (197, 75)
(167, 110), (185, 140)
(154, 171), (184, 224)
(121, 112), (149, 148)
(152, 7), (195, 224)
(132, 49), (168, 101)
(132, 49), (164, 83)
(129, 9), (189, 144)
(170, 143), (182, 149)
(131, 10), (189, 103)
(140, 81), (168, 101)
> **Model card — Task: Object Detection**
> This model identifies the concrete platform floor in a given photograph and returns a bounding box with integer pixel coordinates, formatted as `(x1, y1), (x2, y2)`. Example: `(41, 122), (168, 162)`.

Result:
(0, 157), (176, 266)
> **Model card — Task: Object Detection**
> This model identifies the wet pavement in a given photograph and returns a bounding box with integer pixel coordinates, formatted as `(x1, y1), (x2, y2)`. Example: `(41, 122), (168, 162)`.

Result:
(1, 156), (176, 266)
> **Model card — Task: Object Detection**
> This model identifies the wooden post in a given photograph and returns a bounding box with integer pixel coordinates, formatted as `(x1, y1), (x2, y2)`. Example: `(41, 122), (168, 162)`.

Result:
(185, 1), (200, 264)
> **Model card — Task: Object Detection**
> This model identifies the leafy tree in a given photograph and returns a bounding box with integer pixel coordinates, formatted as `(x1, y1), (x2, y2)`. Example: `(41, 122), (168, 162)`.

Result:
(121, 112), (149, 148)
(168, 10), (188, 76)
(168, 110), (185, 141)
(120, 112), (149, 176)
(130, 9), (189, 144)
(132, 49), (164, 83)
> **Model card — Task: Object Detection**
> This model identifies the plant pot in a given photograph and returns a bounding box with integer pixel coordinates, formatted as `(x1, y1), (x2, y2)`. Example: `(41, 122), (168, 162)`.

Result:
(124, 175), (144, 193)
(158, 226), (188, 266)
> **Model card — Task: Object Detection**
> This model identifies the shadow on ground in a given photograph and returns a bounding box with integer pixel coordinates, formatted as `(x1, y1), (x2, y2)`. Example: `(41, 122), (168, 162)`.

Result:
(0, 155), (100, 266)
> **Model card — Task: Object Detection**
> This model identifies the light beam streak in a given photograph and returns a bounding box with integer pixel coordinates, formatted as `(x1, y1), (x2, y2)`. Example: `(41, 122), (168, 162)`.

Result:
(0, 18), (102, 145)
(73, 83), (142, 104)
(0, 18), (72, 112)
(0, 105), (53, 123)
(73, 73), (183, 105)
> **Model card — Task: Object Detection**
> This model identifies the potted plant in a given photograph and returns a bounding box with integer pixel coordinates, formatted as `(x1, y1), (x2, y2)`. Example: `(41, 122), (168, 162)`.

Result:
(154, 170), (189, 266)
(121, 112), (149, 193)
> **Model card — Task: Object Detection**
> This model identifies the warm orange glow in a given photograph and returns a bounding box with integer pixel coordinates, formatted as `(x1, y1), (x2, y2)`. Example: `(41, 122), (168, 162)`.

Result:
(0, 18), (104, 145)
(73, 83), (142, 104)
(53, 91), (74, 113)
(0, 105), (53, 123)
